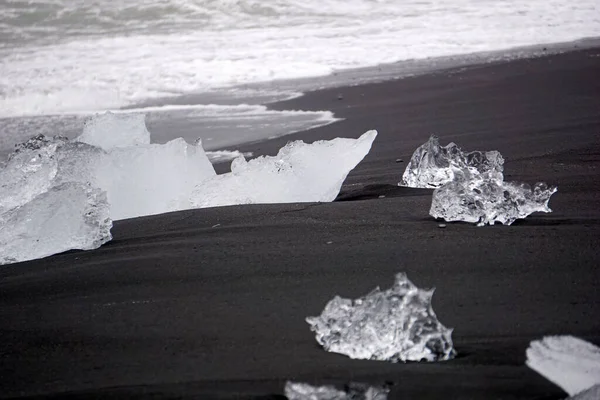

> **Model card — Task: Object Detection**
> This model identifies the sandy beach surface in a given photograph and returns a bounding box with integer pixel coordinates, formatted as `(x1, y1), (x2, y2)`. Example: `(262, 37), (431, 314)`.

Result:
(1, 48), (599, 399)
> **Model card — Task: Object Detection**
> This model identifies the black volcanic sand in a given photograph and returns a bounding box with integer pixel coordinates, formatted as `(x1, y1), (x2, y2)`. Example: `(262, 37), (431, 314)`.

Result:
(1, 48), (600, 399)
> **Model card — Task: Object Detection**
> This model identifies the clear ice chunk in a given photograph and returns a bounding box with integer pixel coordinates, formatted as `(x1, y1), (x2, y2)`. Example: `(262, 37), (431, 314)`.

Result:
(0, 134), (63, 214)
(191, 130), (377, 208)
(400, 136), (557, 225)
(526, 336), (600, 397)
(284, 382), (389, 400)
(0, 135), (106, 215)
(306, 273), (455, 363)
(400, 136), (504, 189)
(0, 182), (112, 265)
(430, 177), (557, 226)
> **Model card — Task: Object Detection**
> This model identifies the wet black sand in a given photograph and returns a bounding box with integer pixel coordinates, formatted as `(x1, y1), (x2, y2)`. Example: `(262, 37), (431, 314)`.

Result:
(1, 48), (600, 399)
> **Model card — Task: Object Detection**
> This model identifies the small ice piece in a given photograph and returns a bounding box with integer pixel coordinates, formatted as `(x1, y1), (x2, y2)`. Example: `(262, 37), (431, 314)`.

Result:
(0, 182), (112, 265)
(430, 177), (557, 226)
(526, 336), (600, 397)
(191, 130), (377, 208)
(284, 382), (389, 400)
(400, 136), (504, 188)
(76, 112), (150, 150)
(306, 273), (455, 363)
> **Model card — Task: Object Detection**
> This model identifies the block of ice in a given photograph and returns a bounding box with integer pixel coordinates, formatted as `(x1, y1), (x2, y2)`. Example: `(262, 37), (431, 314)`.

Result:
(76, 112), (151, 150)
(306, 273), (455, 363)
(0, 135), (106, 215)
(400, 136), (504, 188)
(74, 112), (217, 219)
(284, 382), (389, 400)
(95, 138), (216, 220)
(526, 336), (600, 397)
(191, 130), (377, 208)
(0, 182), (112, 265)
(430, 177), (557, 226)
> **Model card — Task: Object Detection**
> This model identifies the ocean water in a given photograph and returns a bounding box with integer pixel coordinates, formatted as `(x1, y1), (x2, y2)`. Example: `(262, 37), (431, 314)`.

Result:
(1, 0), (599, 153)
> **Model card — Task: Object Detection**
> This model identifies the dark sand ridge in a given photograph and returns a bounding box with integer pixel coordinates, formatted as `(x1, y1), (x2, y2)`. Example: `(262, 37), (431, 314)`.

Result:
(1, 48), (599, 399)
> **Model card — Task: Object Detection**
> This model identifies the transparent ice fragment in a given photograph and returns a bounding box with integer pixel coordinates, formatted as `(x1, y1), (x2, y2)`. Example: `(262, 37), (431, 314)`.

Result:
(306, 273), (455, 363)
(430, 176), (557, 226)
(401, 136), (557, 225)
(400, 136), (504, 188)
(0, 134), (63, 214)
(0, 135), (105, 215)
(0, 182), (112, 265)
(191, 130), (377, 208)
(526, 336), (600, 397)
(284, 381), (389, 400)
(77, 112), (151, 150)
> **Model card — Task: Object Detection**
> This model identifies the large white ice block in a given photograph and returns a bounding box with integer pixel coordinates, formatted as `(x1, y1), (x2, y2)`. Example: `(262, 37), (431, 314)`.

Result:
(191, 130), (377, 208)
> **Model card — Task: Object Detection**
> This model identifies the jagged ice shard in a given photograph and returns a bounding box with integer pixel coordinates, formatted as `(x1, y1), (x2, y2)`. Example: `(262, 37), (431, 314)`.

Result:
(0, 182), (112, 265)
(431, 177), (557, 226)
(284, 382), (389, 400)
(526, 336), (600, 399)
(306, 273), (455, 363)
(400, 136), (557, 226)
(191, 130), (377, 208)
(400, 136), (505, 189)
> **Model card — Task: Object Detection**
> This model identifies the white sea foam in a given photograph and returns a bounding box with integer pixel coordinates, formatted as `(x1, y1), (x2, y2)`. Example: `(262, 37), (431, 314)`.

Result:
(1, 0), (599, 117)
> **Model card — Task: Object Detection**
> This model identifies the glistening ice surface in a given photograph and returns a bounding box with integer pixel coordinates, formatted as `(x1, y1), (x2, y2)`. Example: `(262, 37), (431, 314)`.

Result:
(526, 336), (600, 397)
(430, 178), (557, 226)
(400, 136), (504, 189)
(306, 273), (455, 362)
(0, 182), (112, 265)
(284, 382), (389, 400)
(401, 136), (557, 226)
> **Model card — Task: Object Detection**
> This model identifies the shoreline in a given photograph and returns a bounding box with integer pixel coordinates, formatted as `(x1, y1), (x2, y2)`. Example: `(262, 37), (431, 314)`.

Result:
(1, 38), (599, 163)
(1, 46), (599, 399)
